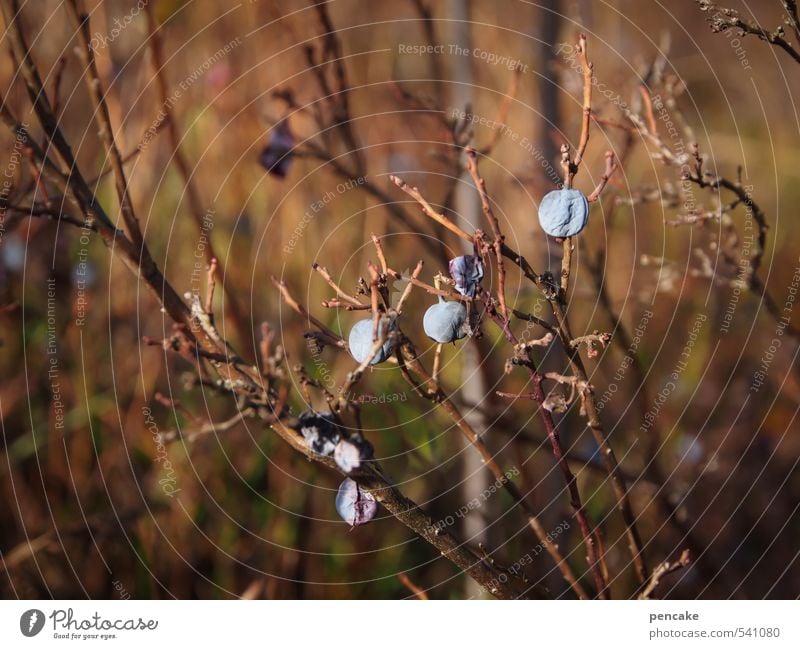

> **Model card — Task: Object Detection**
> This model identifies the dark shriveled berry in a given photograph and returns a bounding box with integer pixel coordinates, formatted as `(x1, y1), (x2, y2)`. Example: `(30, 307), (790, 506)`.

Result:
(258, 119), (294, 178)
(298, 410), (340, 456)
(448, 255), (484, 297)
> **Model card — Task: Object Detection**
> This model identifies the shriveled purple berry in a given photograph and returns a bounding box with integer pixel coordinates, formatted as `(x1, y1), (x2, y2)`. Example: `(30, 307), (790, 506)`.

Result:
(538, 188), (589, 237)
(448, 255), (484, 297)
(335, 478), (377, 526)
(259, 119), (294, 178)
(348, 318), (395, 365)
(423, 299), (468, 344)
(298, 410), (340, 456)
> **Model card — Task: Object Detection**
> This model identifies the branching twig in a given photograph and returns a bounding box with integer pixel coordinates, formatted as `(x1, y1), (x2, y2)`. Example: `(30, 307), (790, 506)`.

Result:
(637, 550), (692, 600)
(696, 0), (800, 64)
(587, 151), (618, 203)
(395, 337), (588, 599)
(313, 262), (365, 306)
(390, 175), (473, 243)
(273, 277), (346, 348)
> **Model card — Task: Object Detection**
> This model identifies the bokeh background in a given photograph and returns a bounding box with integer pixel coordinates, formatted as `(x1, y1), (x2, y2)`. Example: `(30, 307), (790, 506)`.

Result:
(1, 0), (799, 599)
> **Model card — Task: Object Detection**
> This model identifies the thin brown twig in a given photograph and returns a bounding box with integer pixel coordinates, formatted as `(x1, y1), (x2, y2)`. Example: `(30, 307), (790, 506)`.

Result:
(395, 261), (424, 313)
(553, 33), (651, 586)
(65, 0), (144, 251)
(637, 549), (692, 600)
(161, 409), (253, 444)
(512, 309), (557, 334)
(369, 263), (381, 342)
(322, 298), (372, 311)
(587, 151), (618, 203)
(391, 271), (472, 302)
(371, 233), (389, 274)
(310, 0), (364, 174)
(313, 262), (364, 306)
(564, 33), (594, 188)
(48, 56), (67, 119)
(638, 85), (658, 135)
(272, 276), (346, 348)
(390, 175), (473, 242)
(270, 91), (448, 260)
(785, 0), (800, 42)
(465, 147), (508, 320)
(398, 572), (429, 600)
(22, 146), (49, 202)
(430, 343), (443, 392)
(629, 89), (798, 344)
(560, 238), (573, 294)
(204, 258), (218, 315)
(478, 67), (522, 155)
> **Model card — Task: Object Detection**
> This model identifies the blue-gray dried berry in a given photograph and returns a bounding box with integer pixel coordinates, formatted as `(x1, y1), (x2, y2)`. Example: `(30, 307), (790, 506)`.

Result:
(538, 188), (589, 237)
(423, 299), (468, 344)
(348, 318), (395, 365)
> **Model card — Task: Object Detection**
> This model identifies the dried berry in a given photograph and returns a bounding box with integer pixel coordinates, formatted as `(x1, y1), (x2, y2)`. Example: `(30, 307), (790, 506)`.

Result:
(258, 119), (294, 178)
(537, 188), (589, 237)
(448, 255), (484, 297)
(334, 440), (361, 472)
(348, 318), (395, 365)
(542, 391), (568, 413)
(335, 478), (377, 526)
(423, 298), (468, 344)
(298, 410), (340, 455)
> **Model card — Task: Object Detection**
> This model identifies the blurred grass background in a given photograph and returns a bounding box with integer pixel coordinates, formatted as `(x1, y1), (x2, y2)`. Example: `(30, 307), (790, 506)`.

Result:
(1, 0), (799, 598)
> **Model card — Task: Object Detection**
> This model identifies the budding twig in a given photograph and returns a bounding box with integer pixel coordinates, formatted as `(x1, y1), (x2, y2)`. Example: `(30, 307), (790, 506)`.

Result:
(637, 549), (691, 600)
(465, 147), (508, 320)
(587, 151), (619, 203)
(512, 309), (557, 334)
(272, 277), (346, 348)
(371, 233), (389, 274)
(313, 262), (365, 307)
(390, 175), (473, 242)
(205, 259), (218, 315)
(395, 261), (424, 314)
